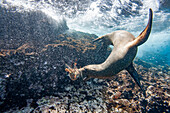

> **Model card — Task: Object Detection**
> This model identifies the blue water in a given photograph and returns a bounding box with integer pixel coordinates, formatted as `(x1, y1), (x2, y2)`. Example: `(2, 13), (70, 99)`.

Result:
(0, 0), (170, 65)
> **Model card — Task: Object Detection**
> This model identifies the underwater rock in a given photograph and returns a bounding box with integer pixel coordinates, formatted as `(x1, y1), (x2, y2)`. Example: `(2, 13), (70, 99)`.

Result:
(112, 91), (122, 100)
(0, 29), (108, 112)
(0, 5), (68, 49)
(102, 62), (170, 113)
(1, 40), (169, 112)
(0, 12), (169, 112)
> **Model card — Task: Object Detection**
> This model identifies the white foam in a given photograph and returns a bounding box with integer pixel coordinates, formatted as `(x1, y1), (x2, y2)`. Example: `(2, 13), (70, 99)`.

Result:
(1, 0), (169, 65)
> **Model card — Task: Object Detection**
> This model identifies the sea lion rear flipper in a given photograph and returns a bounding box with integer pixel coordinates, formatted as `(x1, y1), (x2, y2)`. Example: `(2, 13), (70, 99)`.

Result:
(129, 8), (153, 47)
(126, 63), (146, 97)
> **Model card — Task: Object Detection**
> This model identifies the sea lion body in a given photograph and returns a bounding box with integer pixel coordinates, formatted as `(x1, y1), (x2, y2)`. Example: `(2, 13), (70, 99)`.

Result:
(82, 31), (137, 79)
(65, 9), (153, 97)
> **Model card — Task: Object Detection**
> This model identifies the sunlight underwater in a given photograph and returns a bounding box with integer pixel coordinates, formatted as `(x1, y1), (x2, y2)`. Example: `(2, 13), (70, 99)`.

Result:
(1, 0), (169, 65)
(0, 0), (170, 112)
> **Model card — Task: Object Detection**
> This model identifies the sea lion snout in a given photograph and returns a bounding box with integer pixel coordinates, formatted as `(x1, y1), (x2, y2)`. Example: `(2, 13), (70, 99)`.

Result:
(65, 64), (82, 81)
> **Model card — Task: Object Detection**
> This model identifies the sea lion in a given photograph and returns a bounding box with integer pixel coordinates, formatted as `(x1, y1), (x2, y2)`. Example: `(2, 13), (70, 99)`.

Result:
(65, 9), (153, 96)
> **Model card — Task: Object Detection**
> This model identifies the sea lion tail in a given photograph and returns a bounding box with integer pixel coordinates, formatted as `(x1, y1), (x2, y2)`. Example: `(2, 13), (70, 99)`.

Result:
(130, 8), (153, 47)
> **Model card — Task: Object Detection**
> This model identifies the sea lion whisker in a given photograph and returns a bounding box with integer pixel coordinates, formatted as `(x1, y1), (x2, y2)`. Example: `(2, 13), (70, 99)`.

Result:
(65, 63), (82, 81)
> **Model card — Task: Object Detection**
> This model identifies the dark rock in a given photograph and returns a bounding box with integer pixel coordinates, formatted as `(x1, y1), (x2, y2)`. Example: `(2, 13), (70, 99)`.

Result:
(122, 90), (133, 99)
(0, 28), (108, 112)
(0, 5), (68, 49)
(0, 5), (170, 112)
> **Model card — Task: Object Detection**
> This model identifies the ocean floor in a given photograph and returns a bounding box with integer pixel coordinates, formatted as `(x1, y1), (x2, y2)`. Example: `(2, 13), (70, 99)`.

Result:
(5, 60), (170, 113)
(0, 31), (169, 113)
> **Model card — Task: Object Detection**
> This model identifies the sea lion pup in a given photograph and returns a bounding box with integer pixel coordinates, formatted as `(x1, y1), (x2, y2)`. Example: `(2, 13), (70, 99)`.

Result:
(65, 9), (153, 96)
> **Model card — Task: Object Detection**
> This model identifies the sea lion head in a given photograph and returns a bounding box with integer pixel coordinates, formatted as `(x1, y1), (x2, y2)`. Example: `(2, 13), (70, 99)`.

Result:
(65, 63), (82, 81)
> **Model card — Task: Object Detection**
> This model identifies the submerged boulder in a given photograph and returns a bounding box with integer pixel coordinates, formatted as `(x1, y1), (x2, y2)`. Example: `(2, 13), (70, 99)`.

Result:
(0, 30), (108, 112)
(0, 6), (109, 111)
(0, 5), (68, 49)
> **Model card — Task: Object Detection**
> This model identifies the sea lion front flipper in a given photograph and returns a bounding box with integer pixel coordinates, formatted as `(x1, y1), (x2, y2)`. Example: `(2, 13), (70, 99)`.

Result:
(96, 42), (108, 55)
(92, 35), (111, 57)
(92, 36), (105, 43)
(126, 63), (146, 97)
(92, 34), (111, 44)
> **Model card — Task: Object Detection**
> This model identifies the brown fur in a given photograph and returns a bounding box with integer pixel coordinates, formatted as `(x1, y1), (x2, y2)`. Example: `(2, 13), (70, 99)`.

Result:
(65, 9), (153, 96)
